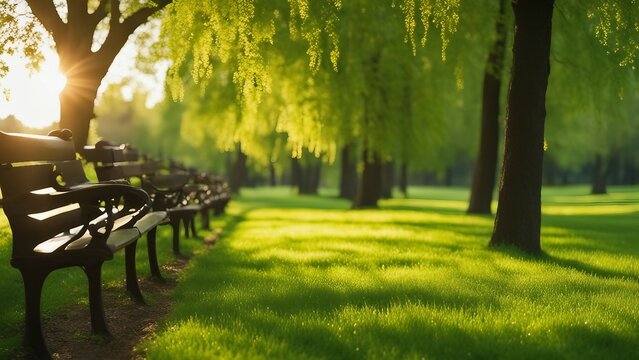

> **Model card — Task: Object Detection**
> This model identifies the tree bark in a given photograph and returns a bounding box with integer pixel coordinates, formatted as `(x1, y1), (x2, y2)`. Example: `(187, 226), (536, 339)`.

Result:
(353, 149), (382, 208)
(490, 0), (555, 255)
(339, 145), (358, 200)
(467, 0), (507, 215)
(591, 153), (608, 194)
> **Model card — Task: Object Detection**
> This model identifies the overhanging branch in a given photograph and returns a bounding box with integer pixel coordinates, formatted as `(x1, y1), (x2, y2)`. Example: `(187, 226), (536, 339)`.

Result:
(95, 0), (172, 72)
(25, 0), (66, 40)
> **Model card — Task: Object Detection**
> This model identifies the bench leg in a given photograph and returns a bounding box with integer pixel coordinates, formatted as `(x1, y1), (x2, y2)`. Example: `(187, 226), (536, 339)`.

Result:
(19, 267), (51, 359)
(125, 241), (145, 304)
(183, 217), (190, 238)
(147, 227), (163, 279)
(83, 261), (110, 338)
(190, 215), (197, 237)
(201, 209), (210, 230)
(171, 217), (181, 255)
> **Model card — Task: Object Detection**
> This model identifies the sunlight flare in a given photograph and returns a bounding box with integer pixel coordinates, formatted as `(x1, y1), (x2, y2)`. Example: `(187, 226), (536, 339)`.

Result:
(0, 50), (67, 129)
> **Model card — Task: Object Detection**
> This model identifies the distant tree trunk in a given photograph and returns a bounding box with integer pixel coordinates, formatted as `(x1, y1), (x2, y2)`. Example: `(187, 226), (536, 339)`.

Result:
(625, 154), (637, 185)
(291, 157), (302, 189)
(444, 167), (453, 187)
(298, 161), (321, 195)
(399, 162), (408, 197)
(490, 0), (554, 255)
(591, 153), (608, 194)
(353, 149), (382, 208)
(269, 162), (277, 187)
(229, 144), (247, 194)
(467, 0), (507, 215)
(339, 145), (358, 200)
(380, 161), (395, 199)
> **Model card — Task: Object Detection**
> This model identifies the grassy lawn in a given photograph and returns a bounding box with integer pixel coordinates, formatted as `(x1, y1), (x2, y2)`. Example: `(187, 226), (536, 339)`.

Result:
(139, 186), (639, 359)
(0, 186), (637, 358)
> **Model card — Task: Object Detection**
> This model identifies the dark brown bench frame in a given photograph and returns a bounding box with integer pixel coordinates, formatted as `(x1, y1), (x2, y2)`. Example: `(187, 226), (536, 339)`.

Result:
(0, 130), (162, 358)
(83, 142), (200, 256)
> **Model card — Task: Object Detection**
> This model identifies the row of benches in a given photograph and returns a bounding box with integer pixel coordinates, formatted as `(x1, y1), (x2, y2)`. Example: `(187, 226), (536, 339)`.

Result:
(0, 130), (230, 358)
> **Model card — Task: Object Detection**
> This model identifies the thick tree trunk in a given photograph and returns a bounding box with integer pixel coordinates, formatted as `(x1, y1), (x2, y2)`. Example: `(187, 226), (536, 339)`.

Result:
(591, 153), (608, 194)
(353, 149), (382, 208)
(399, 163), (408, 197)
(59, 78), (101, 151)
(229, 145), (247, 194)
(339, 146), (358, 200)
(380, 161), (395, 199)
(490, 0), (555, 255)
(25, 0), (172, 151)
(467, 0), (507, 215)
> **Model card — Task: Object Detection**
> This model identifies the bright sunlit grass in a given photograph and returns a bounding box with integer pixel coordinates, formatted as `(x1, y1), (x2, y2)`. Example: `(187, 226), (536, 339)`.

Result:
(141, 186), (639, 359)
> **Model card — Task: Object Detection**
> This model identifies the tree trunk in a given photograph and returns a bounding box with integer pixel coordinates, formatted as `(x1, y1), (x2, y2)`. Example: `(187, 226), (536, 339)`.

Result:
(444, 167), (453, 187)
(591, 153), (608, 194)
(380, 161), (395, 199)
(339, 145), (358, 200)
(490, 0), (555, 255)
(353, 149), (382, 208)
(298, 161), (321, 195)
(25, 0), (172, 151)
(291, 157), (302, 189)
(625, 154), (637, 185)
(269, 162), (277, 187)
(467, 0), (507, 215)
(399, 163), (408, 197)
(229, 144), (247, 194)
(59, 78), (101, 151)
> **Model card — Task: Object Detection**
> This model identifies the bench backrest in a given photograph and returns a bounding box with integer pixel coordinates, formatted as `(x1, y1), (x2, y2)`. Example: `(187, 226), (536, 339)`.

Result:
(0, 131), (89, 258)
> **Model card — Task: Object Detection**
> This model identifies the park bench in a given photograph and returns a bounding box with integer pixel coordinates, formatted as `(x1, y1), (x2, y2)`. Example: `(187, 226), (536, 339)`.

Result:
(169, 161), (232, 230)
(0, 130), (165, 358)
(83, 141), (201, 256)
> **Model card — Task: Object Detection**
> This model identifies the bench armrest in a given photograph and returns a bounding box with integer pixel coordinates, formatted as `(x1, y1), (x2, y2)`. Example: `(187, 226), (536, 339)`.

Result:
(4, 183), (152, 251)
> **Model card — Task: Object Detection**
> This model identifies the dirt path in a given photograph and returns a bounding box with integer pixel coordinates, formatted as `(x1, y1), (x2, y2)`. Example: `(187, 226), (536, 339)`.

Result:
(14, 259), (188, 360)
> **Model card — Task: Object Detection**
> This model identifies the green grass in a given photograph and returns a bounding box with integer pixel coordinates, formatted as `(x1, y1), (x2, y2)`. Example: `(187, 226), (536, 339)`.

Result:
(140, 185), (639, 359)
(1, 186), (638, 359)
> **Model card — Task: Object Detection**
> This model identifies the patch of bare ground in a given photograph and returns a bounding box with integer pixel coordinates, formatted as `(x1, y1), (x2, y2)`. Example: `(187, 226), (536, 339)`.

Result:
(15, 258), (188, 360)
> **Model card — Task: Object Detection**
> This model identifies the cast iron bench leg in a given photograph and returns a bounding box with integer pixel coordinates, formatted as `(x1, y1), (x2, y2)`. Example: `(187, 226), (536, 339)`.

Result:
(183, 217), (190, 238)
(190, 216), (197, 237)
(171, 217), (181, 255)
(83, 261), (110, 338)
(125, 241), (145, 304)
(146, 228), (163, 279)
(20, 267), (50, 359)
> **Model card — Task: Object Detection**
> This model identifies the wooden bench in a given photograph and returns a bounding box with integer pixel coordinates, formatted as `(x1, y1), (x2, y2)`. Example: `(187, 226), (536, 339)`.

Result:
(0, 130), (165, 358)
(83, 141), (200, 256)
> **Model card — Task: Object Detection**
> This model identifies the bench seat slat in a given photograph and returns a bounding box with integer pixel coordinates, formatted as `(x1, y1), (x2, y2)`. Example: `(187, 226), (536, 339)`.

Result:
(33, 228), (140, 253)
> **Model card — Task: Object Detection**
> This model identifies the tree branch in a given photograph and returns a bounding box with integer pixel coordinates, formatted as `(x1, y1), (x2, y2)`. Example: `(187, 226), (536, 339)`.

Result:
(89, 0), (111, 25)
(25, 0), (66, 39)
(110, 0), (122, 29)
(95, 0), (172, 74)
(66, 0), (88, 24)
